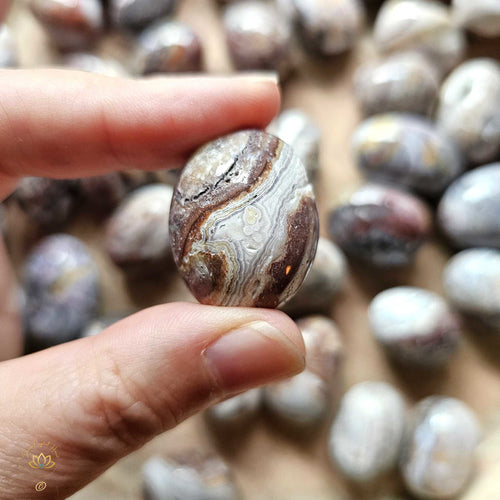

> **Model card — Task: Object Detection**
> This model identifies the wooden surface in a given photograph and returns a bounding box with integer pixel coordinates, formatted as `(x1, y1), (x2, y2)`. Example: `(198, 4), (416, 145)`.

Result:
(5, 1), (500, 499)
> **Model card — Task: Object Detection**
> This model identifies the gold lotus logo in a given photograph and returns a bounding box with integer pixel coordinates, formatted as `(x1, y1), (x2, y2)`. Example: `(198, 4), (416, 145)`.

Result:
(29, 453), (55, 470)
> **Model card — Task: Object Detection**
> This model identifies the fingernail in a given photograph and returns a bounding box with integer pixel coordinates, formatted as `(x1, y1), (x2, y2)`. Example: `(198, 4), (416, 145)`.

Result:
(204, 321), (304, 393)
(235, 72), (279, 84)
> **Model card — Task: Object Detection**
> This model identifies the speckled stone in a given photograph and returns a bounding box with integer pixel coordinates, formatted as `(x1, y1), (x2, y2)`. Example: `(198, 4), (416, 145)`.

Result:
(327, 184), (431, 267)
(353, 113), (464, 197)
(438, 163), (500, 248)
(0, 24), (18, 68)
(263, 316), (343, 429)
(23, 234), (99, 350)
(400, 397), (481, 499)
(109, 0), (179, 32)
(206, 389), (261, 429)
(267, 108), (321, 184)
(29, 0), (104, 51)
(443, 248), (500, 332)
(281, 237), (347, 317)
(142, 451), (238, 500)
(373, 0), (465, 74)
(354, 52), (441, 117)
(80, 173), (129, 214)
(137, 20), (203, 75)
(15, 177), (80, 231)
(452, 0), (500, 37)
(436, 59), (500, 165)
(280, 0), (365, 58)
(106, 184), (174, 273)
(369, 287), (461, 366)
(169, 130), (319, 308)
(63, 52), (128, 77)
(223, 1), (292, 76)
(328, 381), (406, 482)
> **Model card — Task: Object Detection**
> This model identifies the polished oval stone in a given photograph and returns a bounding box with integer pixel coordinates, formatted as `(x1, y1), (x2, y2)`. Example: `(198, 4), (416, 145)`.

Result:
(443, 248), (500, 332)
(452, 0), (500, 37)
(206, 389), (261, 429)
(106, 184), (174, 273)
(0, 24), (17, 68)
(169, 130), (319, 308)
(15, 177), (80, 231)
(280, 0), (365, 57)
(373, 0), (465, 74)
(281, 237), (347, 317)
(267, 108), (321, 184)
(29, 0), (104, 51)
(24, 234), (99, 350)
(438, 163), (500, 248)
(263, 316), (343, 429)
(142, 452), (238, 500)
(329, 381), (406, 482)
(354, 52), (441, 117)
(80, 173), (129, 214)
(369, 287), (461, 366)
(109, 0), (178, 32)
(327, 183), (431, 267)
(137, 20), (203, 75)
(400, 397), (481, 499)
(223, 0), (292, 77)
(436, 59), (500, 165)
(353, 113), (464, 196)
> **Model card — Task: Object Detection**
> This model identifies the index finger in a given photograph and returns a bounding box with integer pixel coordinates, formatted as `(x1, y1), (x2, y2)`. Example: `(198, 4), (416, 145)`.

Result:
(0, 70), (280, 198)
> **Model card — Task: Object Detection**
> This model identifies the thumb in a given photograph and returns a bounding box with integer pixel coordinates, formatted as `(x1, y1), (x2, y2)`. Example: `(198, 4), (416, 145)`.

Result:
(0, 302), (304, 499)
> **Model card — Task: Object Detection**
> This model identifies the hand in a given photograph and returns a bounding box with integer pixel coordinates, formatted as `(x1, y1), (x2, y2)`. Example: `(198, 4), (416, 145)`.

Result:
(0, 68), (305, 499)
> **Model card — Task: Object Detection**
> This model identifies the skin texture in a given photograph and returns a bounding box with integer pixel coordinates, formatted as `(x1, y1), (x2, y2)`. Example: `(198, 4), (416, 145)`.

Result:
(0, 66), (306, 499)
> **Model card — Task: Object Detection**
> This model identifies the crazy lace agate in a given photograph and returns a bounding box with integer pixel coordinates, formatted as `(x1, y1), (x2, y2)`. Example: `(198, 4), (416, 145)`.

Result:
(169, 130), (319, 308)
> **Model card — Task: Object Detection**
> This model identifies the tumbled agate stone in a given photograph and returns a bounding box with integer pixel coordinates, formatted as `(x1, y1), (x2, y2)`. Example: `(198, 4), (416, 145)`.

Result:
(329, 381), (406, 482)
(29, 0), (104, 51)
(436, 59), (500, 165)
(280, 0), (365, 58)
(282, 237), (347, 317)
(106, 184), (174, 271)
(263, 316), (343, 429)
(169, 130), (319, 308)
(109, 0), (179, 32)
(206, 389), (261, 429)
(137, 20), (203, 75)
(267, 108), (321, 184)
(400, 397), (481, 499)
(452, 0), (500, 38)
(24, 234), (99, 350)
(444, 249), (500, 332)
(328, 184), (431, 267)
(373, 0), (465, 74)
(369, 287), (461, 366)
(223, 1), (292, 76)
(438, 163), (500, 249)
(142, 452), (238, 500)
(15, 177), (80, 231)
(354, 52), (441, 117)
(353, 113), (463, 196)
(0, 25), (18, 68)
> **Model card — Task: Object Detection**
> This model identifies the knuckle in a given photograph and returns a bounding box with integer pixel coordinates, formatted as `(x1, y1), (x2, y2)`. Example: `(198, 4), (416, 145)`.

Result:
(91, 353), (168, 450)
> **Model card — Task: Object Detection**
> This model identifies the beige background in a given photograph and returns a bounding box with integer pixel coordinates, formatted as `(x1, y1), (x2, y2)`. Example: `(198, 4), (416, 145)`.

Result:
(5, 1), (500, 498)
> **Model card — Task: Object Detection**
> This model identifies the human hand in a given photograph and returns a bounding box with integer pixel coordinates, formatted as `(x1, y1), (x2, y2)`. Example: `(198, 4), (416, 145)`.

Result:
(0, 68), (305, 498)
